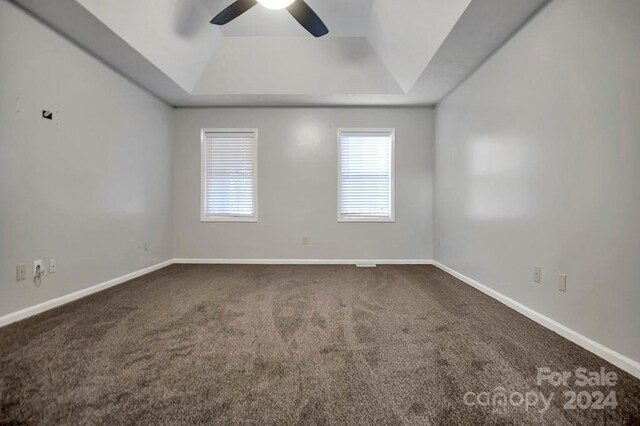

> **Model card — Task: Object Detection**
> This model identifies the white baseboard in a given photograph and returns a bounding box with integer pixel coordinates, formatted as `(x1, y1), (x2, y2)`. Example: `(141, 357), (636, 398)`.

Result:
(432, 261), (640, 379)
(0, 259), (173, 328)
(3, 257), (637, 380)
(173, 258), (433, 265)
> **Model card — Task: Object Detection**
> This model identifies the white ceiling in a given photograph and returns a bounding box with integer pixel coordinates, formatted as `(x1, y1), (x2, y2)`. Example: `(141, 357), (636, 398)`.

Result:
(192, 37), (403, 95)
(12, 0), (549, 107)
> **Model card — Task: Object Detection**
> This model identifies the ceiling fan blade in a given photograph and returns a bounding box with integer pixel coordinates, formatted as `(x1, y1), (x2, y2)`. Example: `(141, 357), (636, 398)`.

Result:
(210, 0), (257, 25)
(286, 0), (329, 37)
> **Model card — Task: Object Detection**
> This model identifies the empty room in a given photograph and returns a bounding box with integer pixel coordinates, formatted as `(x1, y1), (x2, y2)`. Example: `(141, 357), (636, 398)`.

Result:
(1, 0), (639, 424)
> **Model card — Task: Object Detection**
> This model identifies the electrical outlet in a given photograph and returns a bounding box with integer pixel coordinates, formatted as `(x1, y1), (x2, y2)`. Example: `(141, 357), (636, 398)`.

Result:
(558, 274), (567, 292)
(49, 259), (57, 273)
(17, 264), (26, 281)
(303, 235), (309, 245)
(533, 266), (541, 283)
(33, 260), (43, 276)
(144, 241), (149, 252)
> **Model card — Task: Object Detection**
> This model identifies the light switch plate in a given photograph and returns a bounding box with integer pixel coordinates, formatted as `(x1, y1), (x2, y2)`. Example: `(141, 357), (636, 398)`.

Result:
(17, 264), (26, 281)
(49, 259), (57, 273)
(558, 274), (567, 292)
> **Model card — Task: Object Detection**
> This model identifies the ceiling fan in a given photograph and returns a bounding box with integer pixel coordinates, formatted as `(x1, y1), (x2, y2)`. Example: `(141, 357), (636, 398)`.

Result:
(210, 0), (329, 38)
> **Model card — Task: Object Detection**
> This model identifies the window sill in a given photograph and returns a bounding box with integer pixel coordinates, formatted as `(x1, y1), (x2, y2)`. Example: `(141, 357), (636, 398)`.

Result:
(338, 216), (395, 223)
(201, 216), (258, 223)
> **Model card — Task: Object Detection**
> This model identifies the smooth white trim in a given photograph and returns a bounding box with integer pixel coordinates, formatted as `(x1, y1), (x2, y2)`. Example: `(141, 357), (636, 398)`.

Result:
(4, 257), (637, 380)
(173, 258), (432, 265)
(200, 216), (258, 223)
(432, 261), (640, 379)
(337, 216), (395, 223)
(0, 259), (173, 328)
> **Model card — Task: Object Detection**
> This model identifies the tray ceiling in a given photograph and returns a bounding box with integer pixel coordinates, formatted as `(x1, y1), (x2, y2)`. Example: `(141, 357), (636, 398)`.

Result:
(12, 0), (549, 106)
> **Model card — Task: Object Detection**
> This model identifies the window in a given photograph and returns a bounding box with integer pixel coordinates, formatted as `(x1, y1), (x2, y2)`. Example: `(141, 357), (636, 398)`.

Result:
(201, 129), (257, 222)
(338, 129), (395, 222)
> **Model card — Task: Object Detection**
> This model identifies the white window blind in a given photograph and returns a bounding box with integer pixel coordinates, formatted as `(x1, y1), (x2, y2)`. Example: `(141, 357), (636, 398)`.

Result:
(338, 129), (394, 222)
(201, 130), (257, 221)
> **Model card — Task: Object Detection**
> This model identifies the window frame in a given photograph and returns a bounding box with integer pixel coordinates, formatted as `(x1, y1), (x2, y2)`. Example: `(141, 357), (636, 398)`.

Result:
(337, 128), (396, 223)
(200, 128), (259, 223)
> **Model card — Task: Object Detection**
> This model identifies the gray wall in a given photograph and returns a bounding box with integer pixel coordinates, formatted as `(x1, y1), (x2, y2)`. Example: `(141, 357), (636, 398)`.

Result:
(434, 0), (640, 362)
(172, 108), (434, 260)
(0, 1), (173, 317)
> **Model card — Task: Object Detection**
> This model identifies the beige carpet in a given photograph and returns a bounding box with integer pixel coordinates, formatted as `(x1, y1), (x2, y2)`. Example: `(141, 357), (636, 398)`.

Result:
(1, 264), (638, 424)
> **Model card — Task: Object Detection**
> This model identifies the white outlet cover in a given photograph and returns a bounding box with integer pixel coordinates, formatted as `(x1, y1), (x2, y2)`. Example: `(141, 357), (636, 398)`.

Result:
(17, 264), (26, 281)
(533, 266), (541, 283)
(559, 274), (567, 292)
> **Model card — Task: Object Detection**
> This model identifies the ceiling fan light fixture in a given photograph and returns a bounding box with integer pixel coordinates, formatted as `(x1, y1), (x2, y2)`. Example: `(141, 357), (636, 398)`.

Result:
(257, 0), (295, 10)
(211, 0), (328, 37)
